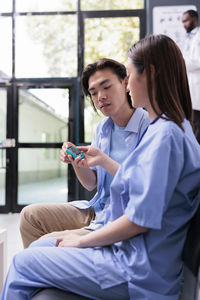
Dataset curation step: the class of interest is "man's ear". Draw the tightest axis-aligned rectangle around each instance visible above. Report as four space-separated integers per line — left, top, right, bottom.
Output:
124 77 129 91
150 64 155 77
150 64 156 86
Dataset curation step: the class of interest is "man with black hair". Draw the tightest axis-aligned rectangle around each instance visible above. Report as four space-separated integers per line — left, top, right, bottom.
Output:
182 9 200 143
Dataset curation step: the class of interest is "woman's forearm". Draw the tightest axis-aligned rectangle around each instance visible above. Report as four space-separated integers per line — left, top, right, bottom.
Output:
99 153 120 176
79 215 148 247
77 146 120 176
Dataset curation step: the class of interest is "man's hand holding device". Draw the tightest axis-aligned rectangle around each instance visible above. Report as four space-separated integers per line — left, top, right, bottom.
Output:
66 145 85 160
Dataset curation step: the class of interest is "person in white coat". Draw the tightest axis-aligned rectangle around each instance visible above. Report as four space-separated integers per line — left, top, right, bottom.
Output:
182 9 200 143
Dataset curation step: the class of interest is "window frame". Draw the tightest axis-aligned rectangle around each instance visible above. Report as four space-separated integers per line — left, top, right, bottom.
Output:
0 0 146 212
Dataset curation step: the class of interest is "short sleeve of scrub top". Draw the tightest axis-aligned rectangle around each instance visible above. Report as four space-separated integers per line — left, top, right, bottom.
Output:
121 121 186 230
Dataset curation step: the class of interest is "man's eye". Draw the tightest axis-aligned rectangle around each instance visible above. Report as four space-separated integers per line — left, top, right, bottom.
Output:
104 85 111 90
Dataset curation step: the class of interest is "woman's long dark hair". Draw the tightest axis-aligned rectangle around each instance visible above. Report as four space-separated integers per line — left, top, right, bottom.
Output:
128 34 192 129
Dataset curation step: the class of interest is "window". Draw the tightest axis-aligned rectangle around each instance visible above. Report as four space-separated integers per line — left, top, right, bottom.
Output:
81 0 144 10
15 15 77 78
18 88 69 143
0 0 145 211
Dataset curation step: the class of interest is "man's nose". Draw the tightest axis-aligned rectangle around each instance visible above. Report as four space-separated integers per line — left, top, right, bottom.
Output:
98 91 107 101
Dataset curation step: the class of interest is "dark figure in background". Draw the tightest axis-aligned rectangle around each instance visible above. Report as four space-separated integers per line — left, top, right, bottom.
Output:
182 9 200 143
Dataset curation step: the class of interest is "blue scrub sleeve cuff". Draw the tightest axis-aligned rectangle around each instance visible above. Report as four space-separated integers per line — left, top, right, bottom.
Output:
124 208 162 230
90 166 97 171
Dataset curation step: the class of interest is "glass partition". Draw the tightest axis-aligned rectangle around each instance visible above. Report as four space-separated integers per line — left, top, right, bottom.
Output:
84 16 140 142
18 148 68 205
0 17 12 78
16 0 77 12
0 1 12 13
15 15 77 78
0 89 7 141
0 89 7 206
18 88 69 143
0 151 6 206
0 0 145 211
84 17 140 66
81 0 144 10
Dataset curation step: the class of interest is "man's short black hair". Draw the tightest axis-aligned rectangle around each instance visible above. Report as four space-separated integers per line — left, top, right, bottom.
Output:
184 9 198 20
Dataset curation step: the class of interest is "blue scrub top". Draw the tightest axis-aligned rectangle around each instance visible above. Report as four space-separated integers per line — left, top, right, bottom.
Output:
70 108 150 211
94 122 128 212
94 117 200 299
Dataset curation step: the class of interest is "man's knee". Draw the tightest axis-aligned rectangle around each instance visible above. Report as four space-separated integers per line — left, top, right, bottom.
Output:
21 204 45 224
20 204 46 242
20 204 36 229
20 205 30 230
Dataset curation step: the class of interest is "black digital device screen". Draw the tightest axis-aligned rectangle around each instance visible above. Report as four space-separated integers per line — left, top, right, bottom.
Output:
67 146 82 155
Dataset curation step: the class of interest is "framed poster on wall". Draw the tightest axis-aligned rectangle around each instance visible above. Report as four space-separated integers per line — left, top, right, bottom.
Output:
153 5 196 49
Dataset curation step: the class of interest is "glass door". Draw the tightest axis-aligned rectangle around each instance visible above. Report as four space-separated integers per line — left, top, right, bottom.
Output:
13 80 77 211
0 79 78 213
0 89 7 207
0 87 16 213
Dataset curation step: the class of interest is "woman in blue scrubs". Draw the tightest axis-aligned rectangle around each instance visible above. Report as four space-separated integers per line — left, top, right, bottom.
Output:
1 34 200 300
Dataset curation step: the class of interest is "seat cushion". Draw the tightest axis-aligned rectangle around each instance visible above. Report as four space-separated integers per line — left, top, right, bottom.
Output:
183 204 200 276
31 288 91 300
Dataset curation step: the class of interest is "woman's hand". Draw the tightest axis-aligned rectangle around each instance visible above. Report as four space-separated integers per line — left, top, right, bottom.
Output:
56 233 83 248
60 143 97 191
76 146 104 168
78 146 120 176
55 215 148 248
60 143 119 177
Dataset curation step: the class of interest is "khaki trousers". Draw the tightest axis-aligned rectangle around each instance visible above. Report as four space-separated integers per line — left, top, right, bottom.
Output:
20 203 95 248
